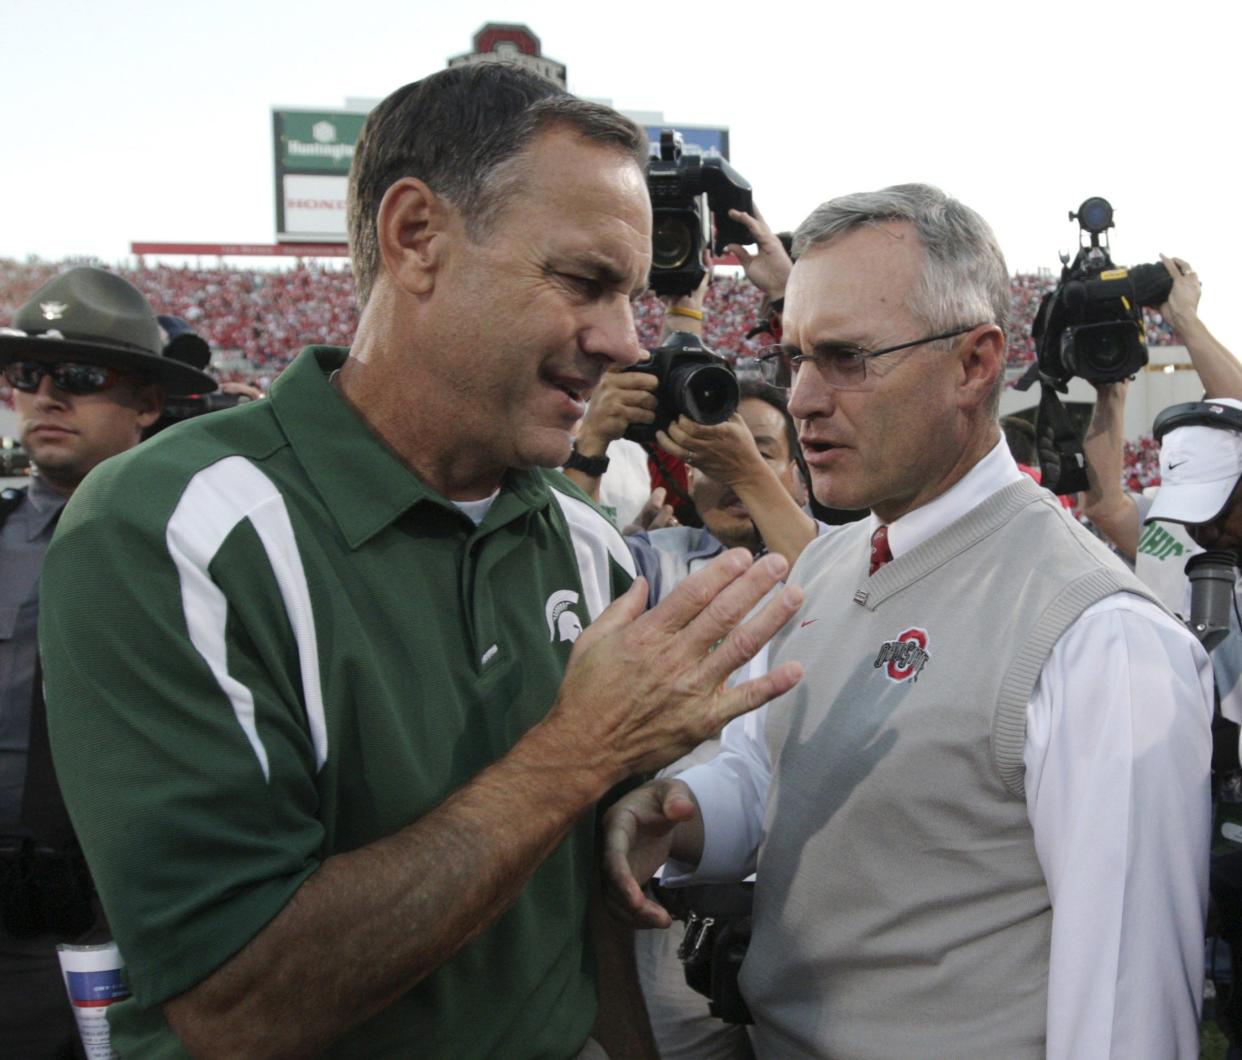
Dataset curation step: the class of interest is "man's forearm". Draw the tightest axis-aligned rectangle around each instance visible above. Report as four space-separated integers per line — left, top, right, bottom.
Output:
732 467 818 570
563 465 603 501
1180 316 1242 400
164 724 616 1058
1080 389 1139 561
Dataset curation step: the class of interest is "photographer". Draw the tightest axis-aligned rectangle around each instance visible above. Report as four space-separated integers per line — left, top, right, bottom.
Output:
1141 399 1242 1051
1081 257 1242 601
626 379 820 1060
562 253 717 532
562 366 664 531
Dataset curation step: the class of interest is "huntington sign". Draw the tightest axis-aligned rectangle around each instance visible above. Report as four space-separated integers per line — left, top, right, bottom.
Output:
271 24 565 243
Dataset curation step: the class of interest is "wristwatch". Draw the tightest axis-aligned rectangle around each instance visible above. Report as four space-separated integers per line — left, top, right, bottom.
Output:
563 444 610 476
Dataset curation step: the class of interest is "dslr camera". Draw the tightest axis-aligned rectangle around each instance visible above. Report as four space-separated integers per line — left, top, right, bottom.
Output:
646 129 754 297
623 332 739 445
1031 197 1173 386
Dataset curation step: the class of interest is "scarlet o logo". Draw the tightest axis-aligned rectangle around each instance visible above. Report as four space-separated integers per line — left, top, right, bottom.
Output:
886 627 929 682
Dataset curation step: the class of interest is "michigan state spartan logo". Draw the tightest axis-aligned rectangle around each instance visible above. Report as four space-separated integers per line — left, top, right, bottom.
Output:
545 590 583 644
873 627 931 684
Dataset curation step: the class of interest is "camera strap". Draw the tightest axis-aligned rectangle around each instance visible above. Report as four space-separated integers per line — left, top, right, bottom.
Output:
1035 385 1090 496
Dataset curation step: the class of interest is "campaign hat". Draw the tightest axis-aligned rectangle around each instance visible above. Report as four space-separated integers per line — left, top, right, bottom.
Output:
0 266 217 396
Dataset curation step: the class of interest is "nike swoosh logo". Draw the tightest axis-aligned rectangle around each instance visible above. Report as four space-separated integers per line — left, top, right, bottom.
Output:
1168 460 1187 470
800 619 818 628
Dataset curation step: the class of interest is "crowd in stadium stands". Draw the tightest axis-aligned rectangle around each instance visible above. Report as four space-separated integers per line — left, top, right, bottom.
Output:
0 256 1181 492
1123 434 1163 493
0 257 1177 379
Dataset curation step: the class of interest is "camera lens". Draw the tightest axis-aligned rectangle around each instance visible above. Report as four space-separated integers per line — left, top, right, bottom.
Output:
1070 322 1144 383
672 362 740 425
653 217 694 270
1076 197 1113 235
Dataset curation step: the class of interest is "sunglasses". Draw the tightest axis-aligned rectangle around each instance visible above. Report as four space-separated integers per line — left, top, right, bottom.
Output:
3 360 140 395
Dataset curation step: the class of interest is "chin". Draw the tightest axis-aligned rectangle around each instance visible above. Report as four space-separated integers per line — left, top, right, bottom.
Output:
705 520 760 553
515 431 574 471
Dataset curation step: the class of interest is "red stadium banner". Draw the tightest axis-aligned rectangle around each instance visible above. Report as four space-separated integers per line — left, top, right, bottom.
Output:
131 241 350 258
130 241 736 266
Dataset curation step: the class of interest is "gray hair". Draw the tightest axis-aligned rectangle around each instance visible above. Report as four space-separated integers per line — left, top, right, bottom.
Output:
792 183 1011 339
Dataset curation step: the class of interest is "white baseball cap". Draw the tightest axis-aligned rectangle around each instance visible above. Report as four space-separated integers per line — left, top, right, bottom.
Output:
1145 398 1242 526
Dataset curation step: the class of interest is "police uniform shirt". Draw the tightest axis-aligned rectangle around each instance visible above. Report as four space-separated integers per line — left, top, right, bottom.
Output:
0 477 66 831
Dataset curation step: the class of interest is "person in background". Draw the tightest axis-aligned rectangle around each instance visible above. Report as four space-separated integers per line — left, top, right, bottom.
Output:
0 266 215 1058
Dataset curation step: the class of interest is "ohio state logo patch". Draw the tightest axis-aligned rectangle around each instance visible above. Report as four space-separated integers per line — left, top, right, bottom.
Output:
873 627 930 683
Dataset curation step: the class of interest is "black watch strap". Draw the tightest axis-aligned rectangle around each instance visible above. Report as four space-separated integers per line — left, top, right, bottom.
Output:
564 444 610 477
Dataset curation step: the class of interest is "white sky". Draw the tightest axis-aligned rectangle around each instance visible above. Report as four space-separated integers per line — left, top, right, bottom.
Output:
3 0 1240 351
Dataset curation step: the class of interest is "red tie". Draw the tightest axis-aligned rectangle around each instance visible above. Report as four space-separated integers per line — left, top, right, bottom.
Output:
869 525 893 576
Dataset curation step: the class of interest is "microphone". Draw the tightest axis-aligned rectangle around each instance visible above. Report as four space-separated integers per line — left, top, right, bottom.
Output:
1186 550 1237 652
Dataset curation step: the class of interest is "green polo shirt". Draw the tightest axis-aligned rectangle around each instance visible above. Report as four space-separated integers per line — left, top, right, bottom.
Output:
39 346 635 1058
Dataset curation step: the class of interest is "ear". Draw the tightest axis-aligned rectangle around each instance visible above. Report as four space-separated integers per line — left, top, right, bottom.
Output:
135 383 164 430
956 325 1006 412
375 177 456 297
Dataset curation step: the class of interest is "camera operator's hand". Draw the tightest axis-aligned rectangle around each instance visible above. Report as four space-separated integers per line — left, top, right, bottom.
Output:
726 206 793 300
1158 254 1202 337
623 487 678 535
219 380 265 402
658 413 765 491
575 368 659 460
1154 254 1242 402
659 413 818 570
603 778 702 928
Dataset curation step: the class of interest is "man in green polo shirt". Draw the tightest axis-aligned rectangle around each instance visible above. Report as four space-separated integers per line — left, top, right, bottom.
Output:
38 65 804 1058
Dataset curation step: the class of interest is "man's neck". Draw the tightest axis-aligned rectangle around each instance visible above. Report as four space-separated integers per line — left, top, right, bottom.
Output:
31 468 78 499
333 346 505 501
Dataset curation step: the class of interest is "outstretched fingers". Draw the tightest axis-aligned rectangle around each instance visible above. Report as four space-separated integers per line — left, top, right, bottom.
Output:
694 579 805 691
679 553 797 659
642 548 757 636
716 659 804 732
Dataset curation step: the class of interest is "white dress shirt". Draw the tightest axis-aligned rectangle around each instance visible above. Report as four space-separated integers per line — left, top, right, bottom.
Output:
671 439 1214 1060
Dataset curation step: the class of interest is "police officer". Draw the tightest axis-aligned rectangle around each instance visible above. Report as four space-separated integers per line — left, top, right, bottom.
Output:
0 266 215 1056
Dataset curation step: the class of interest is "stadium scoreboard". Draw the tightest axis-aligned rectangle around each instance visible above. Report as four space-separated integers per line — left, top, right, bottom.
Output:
268 24 729 247
272 108 368 243
271 108 730 245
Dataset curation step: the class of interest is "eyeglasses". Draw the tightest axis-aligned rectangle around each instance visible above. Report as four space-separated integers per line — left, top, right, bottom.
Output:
2 360 137 395
755 324 985 391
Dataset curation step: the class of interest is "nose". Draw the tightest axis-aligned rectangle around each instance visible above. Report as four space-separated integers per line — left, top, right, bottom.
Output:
32 372 70 406
580 296 644 369
787 360 836 421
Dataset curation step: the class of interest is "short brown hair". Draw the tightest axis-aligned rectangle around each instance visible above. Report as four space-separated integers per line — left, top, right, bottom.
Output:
347 64 648 306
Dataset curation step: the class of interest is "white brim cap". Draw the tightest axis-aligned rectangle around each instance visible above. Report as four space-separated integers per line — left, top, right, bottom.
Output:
1146 398 1242 525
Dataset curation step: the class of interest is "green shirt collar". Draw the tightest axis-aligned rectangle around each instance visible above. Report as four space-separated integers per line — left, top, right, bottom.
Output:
269 346 553 548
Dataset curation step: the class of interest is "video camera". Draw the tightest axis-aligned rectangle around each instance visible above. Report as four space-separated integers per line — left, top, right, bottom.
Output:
623 331 739 445
1031 197 1173 387
646 130 754 297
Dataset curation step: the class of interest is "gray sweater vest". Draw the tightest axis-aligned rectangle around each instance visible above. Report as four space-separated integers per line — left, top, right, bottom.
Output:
743 477 1158 1059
